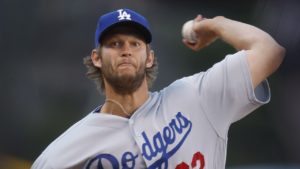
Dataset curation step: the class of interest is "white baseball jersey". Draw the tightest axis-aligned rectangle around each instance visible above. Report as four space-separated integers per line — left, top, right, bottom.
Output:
32 50 270 169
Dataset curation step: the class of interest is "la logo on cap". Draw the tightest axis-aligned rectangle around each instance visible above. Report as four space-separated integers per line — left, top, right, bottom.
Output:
117 9 131 20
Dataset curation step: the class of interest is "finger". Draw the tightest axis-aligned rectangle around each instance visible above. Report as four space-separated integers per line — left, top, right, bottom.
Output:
182 39 199 51
182 39 194 48
182 39 193 48
193 15 206 32
194 14 203 22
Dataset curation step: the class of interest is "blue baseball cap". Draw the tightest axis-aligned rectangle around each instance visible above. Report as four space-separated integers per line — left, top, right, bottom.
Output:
94 8 152 47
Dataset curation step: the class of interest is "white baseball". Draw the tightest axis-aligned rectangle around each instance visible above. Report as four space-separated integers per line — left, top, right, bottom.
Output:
182 20 198 44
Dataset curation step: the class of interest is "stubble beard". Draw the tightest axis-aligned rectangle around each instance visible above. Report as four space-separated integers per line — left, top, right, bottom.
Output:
102 63 146 95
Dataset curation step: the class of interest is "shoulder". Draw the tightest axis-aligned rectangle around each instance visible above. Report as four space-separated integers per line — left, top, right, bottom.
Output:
167 72 205 90
167 51 247 88
32 112 97 168
155 72 206 103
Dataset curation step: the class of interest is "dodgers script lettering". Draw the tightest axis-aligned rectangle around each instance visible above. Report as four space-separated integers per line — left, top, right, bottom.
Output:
85 112 193 169
142 112 192 169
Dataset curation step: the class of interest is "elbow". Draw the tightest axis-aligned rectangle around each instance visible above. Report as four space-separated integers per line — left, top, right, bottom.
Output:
276 44 286 65
271 43 286 72
279 45 286 59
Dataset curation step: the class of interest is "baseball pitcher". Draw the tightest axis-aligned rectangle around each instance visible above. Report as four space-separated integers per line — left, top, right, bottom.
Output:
31 8 285 169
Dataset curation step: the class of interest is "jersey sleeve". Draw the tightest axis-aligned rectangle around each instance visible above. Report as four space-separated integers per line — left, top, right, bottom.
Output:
31 153 53 169
184 50 270 138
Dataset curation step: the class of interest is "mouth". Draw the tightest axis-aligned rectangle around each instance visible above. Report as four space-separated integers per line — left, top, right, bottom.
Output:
117 61 135 69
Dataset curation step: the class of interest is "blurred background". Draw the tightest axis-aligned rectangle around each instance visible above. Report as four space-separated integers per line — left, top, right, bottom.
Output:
0 0 299 168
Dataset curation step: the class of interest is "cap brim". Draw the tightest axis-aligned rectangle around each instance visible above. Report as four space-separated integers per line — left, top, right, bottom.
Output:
98 21 152 44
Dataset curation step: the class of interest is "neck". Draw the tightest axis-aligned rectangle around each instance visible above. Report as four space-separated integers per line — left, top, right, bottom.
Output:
101 78 149 118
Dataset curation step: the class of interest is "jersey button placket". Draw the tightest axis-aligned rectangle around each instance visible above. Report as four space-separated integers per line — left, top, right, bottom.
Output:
129 119 134 125
128 119 137 138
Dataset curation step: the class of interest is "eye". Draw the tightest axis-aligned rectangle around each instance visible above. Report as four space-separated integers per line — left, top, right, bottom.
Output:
105 40 121 48
111 41 121 47
131 41 141 47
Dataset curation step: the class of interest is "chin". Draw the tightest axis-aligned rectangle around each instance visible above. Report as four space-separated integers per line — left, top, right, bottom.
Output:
118 74 136 81
118 69 136 77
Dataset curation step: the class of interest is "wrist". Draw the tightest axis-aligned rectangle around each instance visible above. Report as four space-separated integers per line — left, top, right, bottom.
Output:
211 16 226 37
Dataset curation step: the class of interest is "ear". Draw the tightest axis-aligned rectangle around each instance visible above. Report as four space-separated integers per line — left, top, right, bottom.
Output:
91 49 102 68
146 50 155 68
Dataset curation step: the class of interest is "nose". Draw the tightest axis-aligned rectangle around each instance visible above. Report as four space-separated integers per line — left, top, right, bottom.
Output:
121 42 132 57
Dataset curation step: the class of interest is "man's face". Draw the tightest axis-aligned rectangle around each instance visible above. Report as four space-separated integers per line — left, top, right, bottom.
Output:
99 30 149 95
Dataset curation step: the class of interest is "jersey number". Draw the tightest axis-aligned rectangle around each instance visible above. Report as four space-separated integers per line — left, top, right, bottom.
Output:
175 152 205 169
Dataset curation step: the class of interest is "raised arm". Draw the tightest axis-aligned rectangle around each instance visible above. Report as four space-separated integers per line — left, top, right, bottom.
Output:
183 15 285 88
